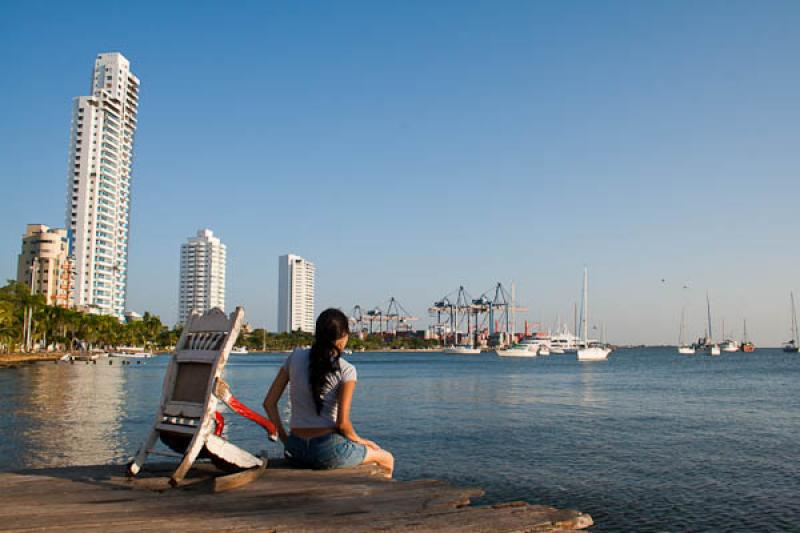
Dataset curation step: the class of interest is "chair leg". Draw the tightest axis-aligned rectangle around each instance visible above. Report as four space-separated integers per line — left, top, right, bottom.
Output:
169 425 212 486
127 428 159 477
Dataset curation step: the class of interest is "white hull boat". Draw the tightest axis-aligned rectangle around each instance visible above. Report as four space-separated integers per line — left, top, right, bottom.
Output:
549 346 565 354
706 344 721 356
576 268 612 362
109 352 154 359
496 345 537 357
720 341 739 353
704 294 720 356
231 347 249 354
443 345 481 355
677 307 694 355
577 346 611 361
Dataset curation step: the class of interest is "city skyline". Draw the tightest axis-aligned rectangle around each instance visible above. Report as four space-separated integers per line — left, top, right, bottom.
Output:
1 2 799 344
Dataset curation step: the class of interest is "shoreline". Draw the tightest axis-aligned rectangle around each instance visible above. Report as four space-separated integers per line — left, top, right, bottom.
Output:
0 352 64 367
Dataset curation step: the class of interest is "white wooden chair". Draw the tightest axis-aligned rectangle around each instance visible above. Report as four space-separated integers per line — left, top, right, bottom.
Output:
127 306 277 486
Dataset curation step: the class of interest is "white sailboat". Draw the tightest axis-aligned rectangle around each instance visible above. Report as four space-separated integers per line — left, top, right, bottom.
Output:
704 293 721 356
719 319 739 352
443 344 481 355
577 268 611 362
678 307 695 355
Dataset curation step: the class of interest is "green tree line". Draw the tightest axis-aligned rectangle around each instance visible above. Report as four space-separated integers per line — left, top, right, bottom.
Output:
238 328 440 352
0 281 177 353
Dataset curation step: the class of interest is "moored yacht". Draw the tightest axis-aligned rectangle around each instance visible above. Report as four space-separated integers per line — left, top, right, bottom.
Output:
576 268 611 362
678 307 695 355
495 344 536 357
740 319 755 352
703 293 720 356
443 344 481 355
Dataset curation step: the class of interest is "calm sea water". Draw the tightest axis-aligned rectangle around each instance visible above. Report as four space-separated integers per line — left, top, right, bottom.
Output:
2 348 799 531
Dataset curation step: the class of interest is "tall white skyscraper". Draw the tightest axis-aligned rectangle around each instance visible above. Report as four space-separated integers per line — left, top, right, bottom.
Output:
278 254 315 333
65 52 140 318
178 229 227 325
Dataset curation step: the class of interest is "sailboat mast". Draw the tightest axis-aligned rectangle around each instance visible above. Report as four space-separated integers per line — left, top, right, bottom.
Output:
792 292 798 344
510 282 516 343
582 268 589 345
679 307 686 345
706 292 713 342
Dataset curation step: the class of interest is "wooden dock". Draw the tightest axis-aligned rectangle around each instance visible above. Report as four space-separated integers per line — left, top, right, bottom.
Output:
0 461 592 531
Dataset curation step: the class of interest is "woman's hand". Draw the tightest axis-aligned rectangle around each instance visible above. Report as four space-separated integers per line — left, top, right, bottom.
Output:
358 438 381 451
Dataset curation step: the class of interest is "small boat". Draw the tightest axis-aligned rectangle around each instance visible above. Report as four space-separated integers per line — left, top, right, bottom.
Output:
73 352 105 362
704 293 721 356
577 346 612 361
576 268 611 362
231 346 249 355
496 344 537 357
719 320 739 352
442 344 481 355
740 319 755 352
783 293 799 353
678 307 695 355
109 351 154 359
720 340 739 353
549 346 565 354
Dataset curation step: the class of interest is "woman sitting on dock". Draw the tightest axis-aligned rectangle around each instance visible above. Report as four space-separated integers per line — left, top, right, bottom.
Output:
263 308 394 477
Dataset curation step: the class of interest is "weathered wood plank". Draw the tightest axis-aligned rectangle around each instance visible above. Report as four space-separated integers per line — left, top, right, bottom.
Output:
0 462 592 531
213 463 266 493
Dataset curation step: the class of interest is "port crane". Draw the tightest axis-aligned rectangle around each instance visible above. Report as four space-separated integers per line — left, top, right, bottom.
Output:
350 298 418 335
429 283 527 346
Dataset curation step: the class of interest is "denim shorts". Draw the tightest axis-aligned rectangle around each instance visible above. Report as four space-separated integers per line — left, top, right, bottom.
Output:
284 432 367 470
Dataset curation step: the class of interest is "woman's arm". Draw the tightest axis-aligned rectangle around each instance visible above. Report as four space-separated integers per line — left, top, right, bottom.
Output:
336 381 380 450
263 367 290 444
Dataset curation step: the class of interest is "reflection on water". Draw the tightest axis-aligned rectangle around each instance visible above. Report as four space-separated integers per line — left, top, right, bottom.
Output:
9 362 129 468
578 362 606 406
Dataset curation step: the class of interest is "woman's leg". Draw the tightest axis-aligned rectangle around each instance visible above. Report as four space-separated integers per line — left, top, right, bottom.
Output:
362 447 394 478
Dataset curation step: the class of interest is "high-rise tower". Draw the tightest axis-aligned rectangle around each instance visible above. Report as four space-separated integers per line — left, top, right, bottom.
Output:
66 52 139 317
278 254 315 333
178 229 227 325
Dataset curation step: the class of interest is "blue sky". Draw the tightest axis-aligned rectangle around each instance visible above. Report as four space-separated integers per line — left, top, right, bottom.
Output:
1 1 798 344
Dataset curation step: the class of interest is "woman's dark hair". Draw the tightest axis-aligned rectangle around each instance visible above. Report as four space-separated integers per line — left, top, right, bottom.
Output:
309 308 350 415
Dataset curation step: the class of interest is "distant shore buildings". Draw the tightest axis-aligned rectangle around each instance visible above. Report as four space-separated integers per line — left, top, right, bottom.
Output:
178 229 227 325
278 254 315 333
65 52 140 318
16 224 73 307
